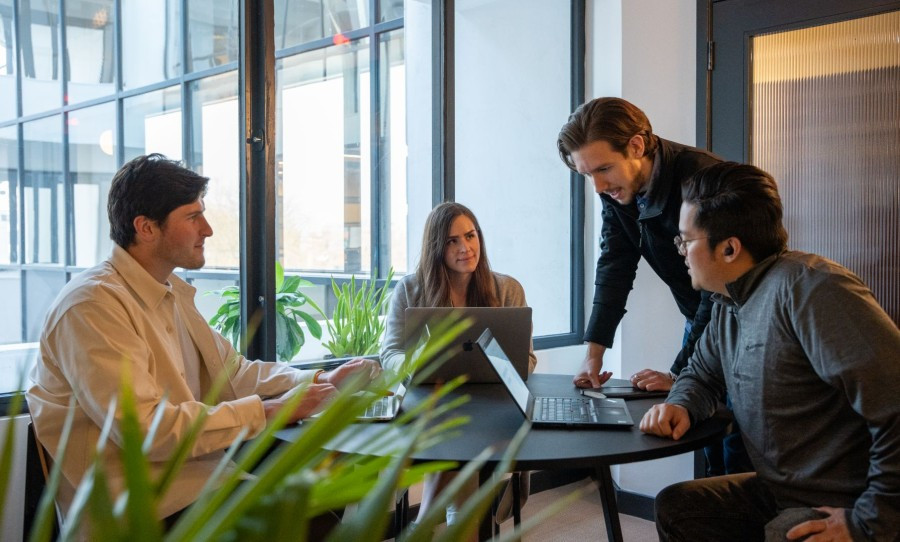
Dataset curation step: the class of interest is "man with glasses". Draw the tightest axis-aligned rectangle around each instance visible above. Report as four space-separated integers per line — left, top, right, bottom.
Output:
557 97 751 475
642 162 900 541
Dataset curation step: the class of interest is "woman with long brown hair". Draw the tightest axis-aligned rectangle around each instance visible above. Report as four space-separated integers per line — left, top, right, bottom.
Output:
381 201 536 530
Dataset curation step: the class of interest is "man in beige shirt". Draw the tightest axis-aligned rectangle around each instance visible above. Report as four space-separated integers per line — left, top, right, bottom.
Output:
26 154 379 520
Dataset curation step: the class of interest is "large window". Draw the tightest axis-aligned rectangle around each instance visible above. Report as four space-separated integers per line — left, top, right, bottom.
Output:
0 0 585 394
0 0 411 391
0 0 245 392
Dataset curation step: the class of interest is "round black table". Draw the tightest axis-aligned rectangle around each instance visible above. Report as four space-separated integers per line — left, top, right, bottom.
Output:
277 373 731 541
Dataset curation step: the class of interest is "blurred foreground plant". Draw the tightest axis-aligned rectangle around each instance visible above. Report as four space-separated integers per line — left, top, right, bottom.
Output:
4 313 584 542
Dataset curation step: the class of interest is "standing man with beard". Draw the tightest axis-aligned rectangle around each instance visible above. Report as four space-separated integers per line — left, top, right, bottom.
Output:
557 97 751 475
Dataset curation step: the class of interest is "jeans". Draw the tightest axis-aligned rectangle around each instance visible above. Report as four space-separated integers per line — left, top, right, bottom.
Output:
655 473 828 542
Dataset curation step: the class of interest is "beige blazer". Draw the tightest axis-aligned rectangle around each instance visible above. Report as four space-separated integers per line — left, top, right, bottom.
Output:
27 245 312 518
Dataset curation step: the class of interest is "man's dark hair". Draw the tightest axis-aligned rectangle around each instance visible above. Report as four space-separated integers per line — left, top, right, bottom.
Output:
107 154 209 247
557 97 659 171
683 162 788 262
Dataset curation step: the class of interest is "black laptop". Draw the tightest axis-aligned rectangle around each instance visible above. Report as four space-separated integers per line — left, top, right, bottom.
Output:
474 329 634 428
404 307 532 384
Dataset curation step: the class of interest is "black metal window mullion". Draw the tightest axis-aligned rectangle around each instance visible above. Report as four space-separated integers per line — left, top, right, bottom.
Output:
368 0 382 277
114 0 124 166
239 0 276 361
432 0 453 206
181 0 192 168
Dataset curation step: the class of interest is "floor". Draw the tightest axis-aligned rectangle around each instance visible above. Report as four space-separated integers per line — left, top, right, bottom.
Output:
401 480 659 541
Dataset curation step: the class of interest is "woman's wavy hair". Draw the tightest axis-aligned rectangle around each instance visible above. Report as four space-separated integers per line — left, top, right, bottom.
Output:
414 202 498 308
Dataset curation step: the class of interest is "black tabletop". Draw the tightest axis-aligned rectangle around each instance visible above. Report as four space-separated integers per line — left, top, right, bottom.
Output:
277 373 731 471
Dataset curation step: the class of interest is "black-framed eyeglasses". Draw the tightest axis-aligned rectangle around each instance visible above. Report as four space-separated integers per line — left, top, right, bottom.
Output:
673 235 708 256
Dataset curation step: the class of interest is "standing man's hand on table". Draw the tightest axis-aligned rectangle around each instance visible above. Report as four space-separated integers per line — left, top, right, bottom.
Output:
640 403 691 440
631 369 676 391
573 342 614 388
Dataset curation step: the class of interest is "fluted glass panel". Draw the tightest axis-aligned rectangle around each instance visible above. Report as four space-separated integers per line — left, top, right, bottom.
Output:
751 10 900 324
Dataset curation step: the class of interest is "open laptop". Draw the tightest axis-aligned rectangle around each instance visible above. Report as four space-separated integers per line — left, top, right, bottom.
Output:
404 307 532 384
355 373 412 421
309 372 412 422
475 329 634 428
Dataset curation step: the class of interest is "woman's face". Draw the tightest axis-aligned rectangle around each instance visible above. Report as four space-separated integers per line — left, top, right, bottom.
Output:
443 214 480 278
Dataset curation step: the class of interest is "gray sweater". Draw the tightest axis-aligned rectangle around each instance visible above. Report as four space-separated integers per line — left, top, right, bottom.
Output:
380 272 538 373
667 251 900 540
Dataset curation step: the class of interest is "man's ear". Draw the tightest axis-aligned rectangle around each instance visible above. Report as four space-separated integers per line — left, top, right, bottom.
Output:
722 238 741 261
133 215 159 244
627 134 645 159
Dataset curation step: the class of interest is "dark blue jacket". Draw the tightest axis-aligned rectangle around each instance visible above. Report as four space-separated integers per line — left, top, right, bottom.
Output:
583 137 721 374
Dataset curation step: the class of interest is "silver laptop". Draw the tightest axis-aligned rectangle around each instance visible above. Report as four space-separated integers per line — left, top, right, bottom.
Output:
309 373 411 422
404 307 532 384
354 374 411 421
475 329 634 428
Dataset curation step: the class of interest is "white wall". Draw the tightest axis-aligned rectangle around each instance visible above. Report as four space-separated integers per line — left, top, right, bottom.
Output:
453 0 573 338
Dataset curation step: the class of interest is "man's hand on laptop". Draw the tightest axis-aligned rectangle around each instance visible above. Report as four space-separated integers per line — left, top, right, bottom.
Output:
320 358 382 389
640 403 691 440
573 342 613 388
263 383 338 423
630 369 675 391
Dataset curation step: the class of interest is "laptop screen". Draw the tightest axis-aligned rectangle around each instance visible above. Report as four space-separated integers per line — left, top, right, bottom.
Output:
481 332 532 415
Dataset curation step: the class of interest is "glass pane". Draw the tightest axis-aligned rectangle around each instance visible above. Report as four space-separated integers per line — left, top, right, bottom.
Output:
122 86 182 162
64 0 115 104
273 0 324 48
403 0 432 279
276 38 371 273
23 268 64 340
0 270 23 346
187 0 238 72
22 115 63 264
327 0 368 34
379 0 403 23
454 0 572 336
273 0 368 51
379 30 406 274
68 102 115 267
189 71 238 269
18 0 62 115
121 0 181 89
0 125 17 264
752 10 900 324
0 0 17 122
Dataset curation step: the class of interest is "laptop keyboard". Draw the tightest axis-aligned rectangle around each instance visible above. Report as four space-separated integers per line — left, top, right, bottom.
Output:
363 396 392 418
536 397 597 422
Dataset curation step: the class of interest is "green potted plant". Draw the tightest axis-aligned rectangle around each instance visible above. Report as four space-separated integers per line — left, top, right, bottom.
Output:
207 262 323 361
319 268 394 358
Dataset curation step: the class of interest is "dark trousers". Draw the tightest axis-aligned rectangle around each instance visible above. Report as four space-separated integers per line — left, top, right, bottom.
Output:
655 473 828 542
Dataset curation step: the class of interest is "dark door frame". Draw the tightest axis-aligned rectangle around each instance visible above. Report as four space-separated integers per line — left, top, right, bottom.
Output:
696 0 900 160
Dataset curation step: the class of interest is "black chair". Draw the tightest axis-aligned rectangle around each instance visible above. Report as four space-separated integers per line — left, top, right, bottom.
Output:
23 421 59 541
